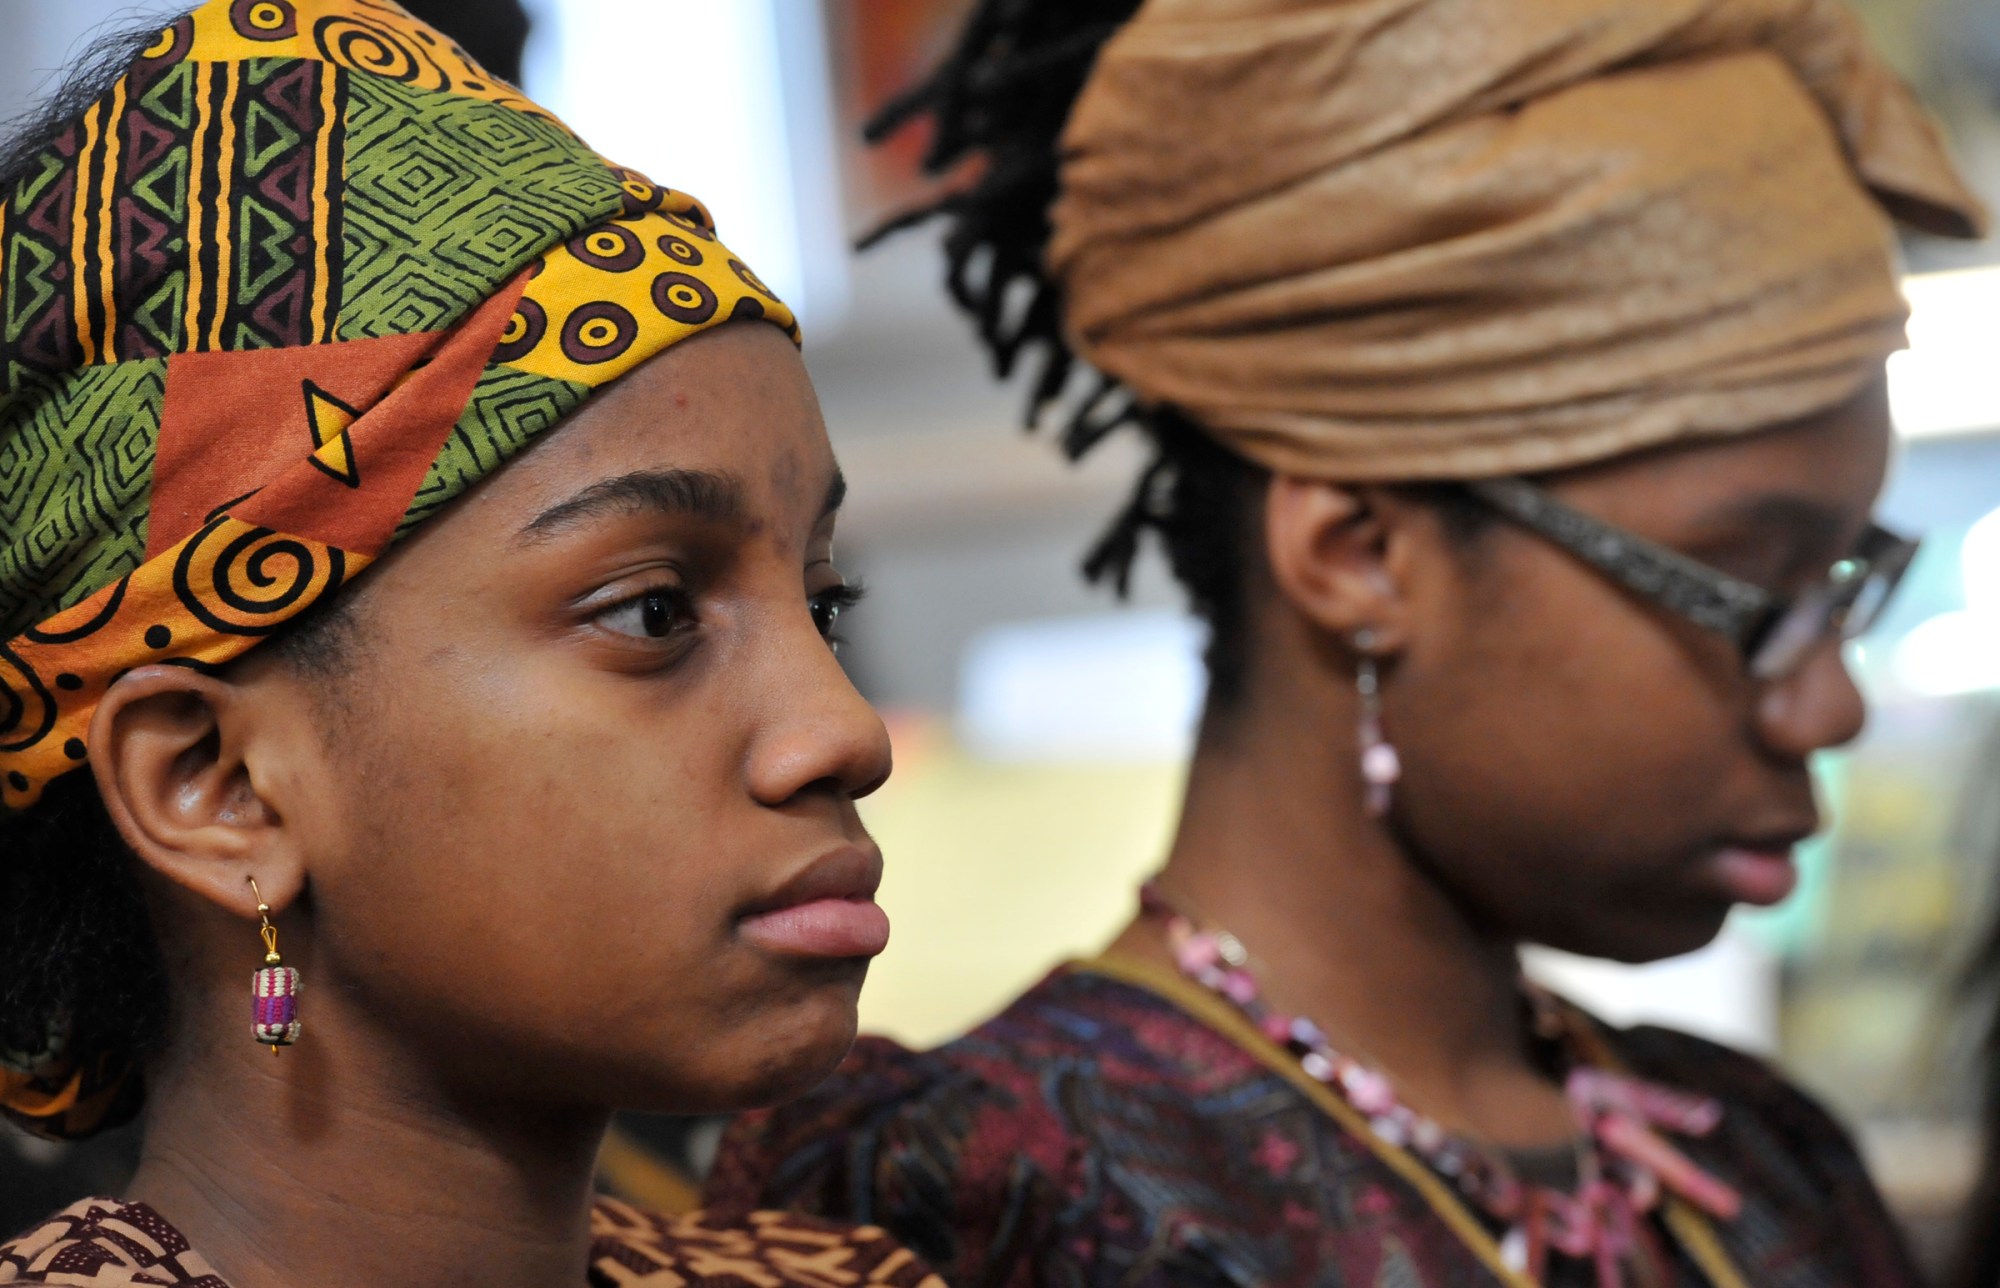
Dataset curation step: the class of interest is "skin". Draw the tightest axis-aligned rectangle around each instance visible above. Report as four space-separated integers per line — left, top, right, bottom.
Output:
86 322 892 1288
1113 379 1890 1148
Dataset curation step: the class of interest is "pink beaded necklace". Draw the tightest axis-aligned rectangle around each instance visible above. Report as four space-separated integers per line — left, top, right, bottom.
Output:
1140 882 1743 1288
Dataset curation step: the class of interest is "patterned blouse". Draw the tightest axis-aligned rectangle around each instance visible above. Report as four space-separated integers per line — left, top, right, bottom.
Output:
709 960 1921 1288
0 1195 945 1287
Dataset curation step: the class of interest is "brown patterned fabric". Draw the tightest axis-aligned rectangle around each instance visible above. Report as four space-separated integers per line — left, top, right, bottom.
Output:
0 1196 947 1287
1048 0 1989 482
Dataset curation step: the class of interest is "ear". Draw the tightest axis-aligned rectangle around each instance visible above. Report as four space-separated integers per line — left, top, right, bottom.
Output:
1262 478 1416 651
87 665 305 919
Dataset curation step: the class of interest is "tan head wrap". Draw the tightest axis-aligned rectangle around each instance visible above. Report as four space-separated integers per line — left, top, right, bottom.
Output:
1048 0 1990 480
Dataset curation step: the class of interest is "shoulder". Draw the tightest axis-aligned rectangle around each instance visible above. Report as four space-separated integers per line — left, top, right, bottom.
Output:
589 1199 943 1287
0 1199 224 1286
708 966 1280 1281
1596 1021 1921 1284
710 965 1263 1199
1607 1022 1862 1155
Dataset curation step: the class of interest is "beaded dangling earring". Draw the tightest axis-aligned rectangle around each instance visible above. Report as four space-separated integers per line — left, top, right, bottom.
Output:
1352 630 1401 818
248 878 300 1054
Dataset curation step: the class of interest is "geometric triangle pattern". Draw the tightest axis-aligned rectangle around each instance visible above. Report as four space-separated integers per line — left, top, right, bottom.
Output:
0 0 798 1140
302 380 362 487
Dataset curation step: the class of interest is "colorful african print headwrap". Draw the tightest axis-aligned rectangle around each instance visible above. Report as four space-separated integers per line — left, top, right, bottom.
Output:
0 0 796 1137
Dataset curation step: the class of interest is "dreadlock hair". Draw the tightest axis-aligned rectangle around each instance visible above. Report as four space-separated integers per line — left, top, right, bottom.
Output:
869 0 1499 711
862 0 1277 706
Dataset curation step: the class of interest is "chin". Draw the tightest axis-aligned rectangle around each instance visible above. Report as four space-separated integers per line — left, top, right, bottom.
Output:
683 980 866 1114
725 1024 858 1112
1537 902 1731 966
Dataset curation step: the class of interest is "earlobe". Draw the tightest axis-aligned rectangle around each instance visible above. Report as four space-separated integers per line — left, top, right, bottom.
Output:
87 665 303 918
1262 478 1411 649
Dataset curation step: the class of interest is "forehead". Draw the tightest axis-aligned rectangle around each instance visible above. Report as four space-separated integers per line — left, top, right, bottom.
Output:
467 323 832 526
1552 381 1894 531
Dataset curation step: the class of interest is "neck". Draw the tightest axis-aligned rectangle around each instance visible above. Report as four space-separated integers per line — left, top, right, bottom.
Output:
1122 693 1571 1147
129 1007 606 1288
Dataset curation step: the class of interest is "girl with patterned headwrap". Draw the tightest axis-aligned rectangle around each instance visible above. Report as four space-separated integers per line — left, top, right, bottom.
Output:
0 3 943 1285
709 2 1991 1286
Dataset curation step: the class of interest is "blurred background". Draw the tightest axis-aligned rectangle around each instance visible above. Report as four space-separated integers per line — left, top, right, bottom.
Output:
3 0 1999 1262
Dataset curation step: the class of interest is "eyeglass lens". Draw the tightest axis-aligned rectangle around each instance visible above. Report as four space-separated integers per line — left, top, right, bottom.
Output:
1748 540 1912 681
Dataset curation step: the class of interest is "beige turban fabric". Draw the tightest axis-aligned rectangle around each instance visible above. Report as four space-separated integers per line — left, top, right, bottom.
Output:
1048 0 1991 480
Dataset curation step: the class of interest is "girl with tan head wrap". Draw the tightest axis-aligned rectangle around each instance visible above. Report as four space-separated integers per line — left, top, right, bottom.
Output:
710 1 1989 1285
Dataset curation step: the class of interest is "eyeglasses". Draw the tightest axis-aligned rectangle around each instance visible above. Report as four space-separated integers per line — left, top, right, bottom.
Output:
1461 477 1919 682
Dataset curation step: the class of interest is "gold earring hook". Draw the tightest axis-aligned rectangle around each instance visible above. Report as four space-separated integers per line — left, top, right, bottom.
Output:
247 877 281 966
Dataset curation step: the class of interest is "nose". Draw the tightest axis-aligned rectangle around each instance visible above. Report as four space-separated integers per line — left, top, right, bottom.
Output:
1755 634 1867 759
746 623 894 808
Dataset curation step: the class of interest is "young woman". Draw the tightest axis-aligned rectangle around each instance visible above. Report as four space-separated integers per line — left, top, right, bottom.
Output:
709 1 1990 1285
0 3 939 1286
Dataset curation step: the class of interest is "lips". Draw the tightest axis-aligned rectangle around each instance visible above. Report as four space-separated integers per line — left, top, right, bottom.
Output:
1706 823 1816 908
737 845 889 959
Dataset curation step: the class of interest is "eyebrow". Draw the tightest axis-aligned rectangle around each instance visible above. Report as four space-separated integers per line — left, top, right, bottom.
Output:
821 467 847 520
1695 492 1850 547
517 469 747 544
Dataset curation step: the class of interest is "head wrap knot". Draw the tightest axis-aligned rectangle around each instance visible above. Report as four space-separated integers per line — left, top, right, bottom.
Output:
1048 0 1990 480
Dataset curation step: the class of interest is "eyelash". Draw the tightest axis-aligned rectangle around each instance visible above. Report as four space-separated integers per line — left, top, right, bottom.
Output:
593 582 865 651
812 582 865 651
594 584 697 642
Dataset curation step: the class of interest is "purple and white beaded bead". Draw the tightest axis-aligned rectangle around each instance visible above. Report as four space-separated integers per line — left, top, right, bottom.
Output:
252 965 301 1047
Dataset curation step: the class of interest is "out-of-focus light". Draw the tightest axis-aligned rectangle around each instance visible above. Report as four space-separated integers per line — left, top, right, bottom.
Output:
958 611 1206 761
1964 505 2000 615
1893 610 2000 695
1891 504 2000 695
519 0 848 329
1890 266 2000 440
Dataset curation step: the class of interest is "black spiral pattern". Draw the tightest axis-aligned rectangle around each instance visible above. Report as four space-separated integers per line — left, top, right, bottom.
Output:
0 645 56 755
22 576 128 645
313 14 446 89
172 519 346 637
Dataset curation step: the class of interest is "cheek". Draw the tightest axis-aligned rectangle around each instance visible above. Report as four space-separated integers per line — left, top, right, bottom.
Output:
305 655 766 1074
1393 571 1746 907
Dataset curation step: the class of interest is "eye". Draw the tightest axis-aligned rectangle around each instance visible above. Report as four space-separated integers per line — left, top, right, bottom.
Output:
596 586 694 639
810 583 865 650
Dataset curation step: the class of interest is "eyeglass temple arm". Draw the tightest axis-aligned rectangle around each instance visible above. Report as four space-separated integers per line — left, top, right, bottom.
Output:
1462 478 1776 642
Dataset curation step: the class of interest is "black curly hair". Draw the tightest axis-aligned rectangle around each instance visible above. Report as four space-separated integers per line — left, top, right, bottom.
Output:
864 0 1488 709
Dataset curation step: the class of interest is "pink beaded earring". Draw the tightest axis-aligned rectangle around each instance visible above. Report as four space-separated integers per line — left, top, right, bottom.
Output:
248 878 301 1055
1352 630 1401 818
